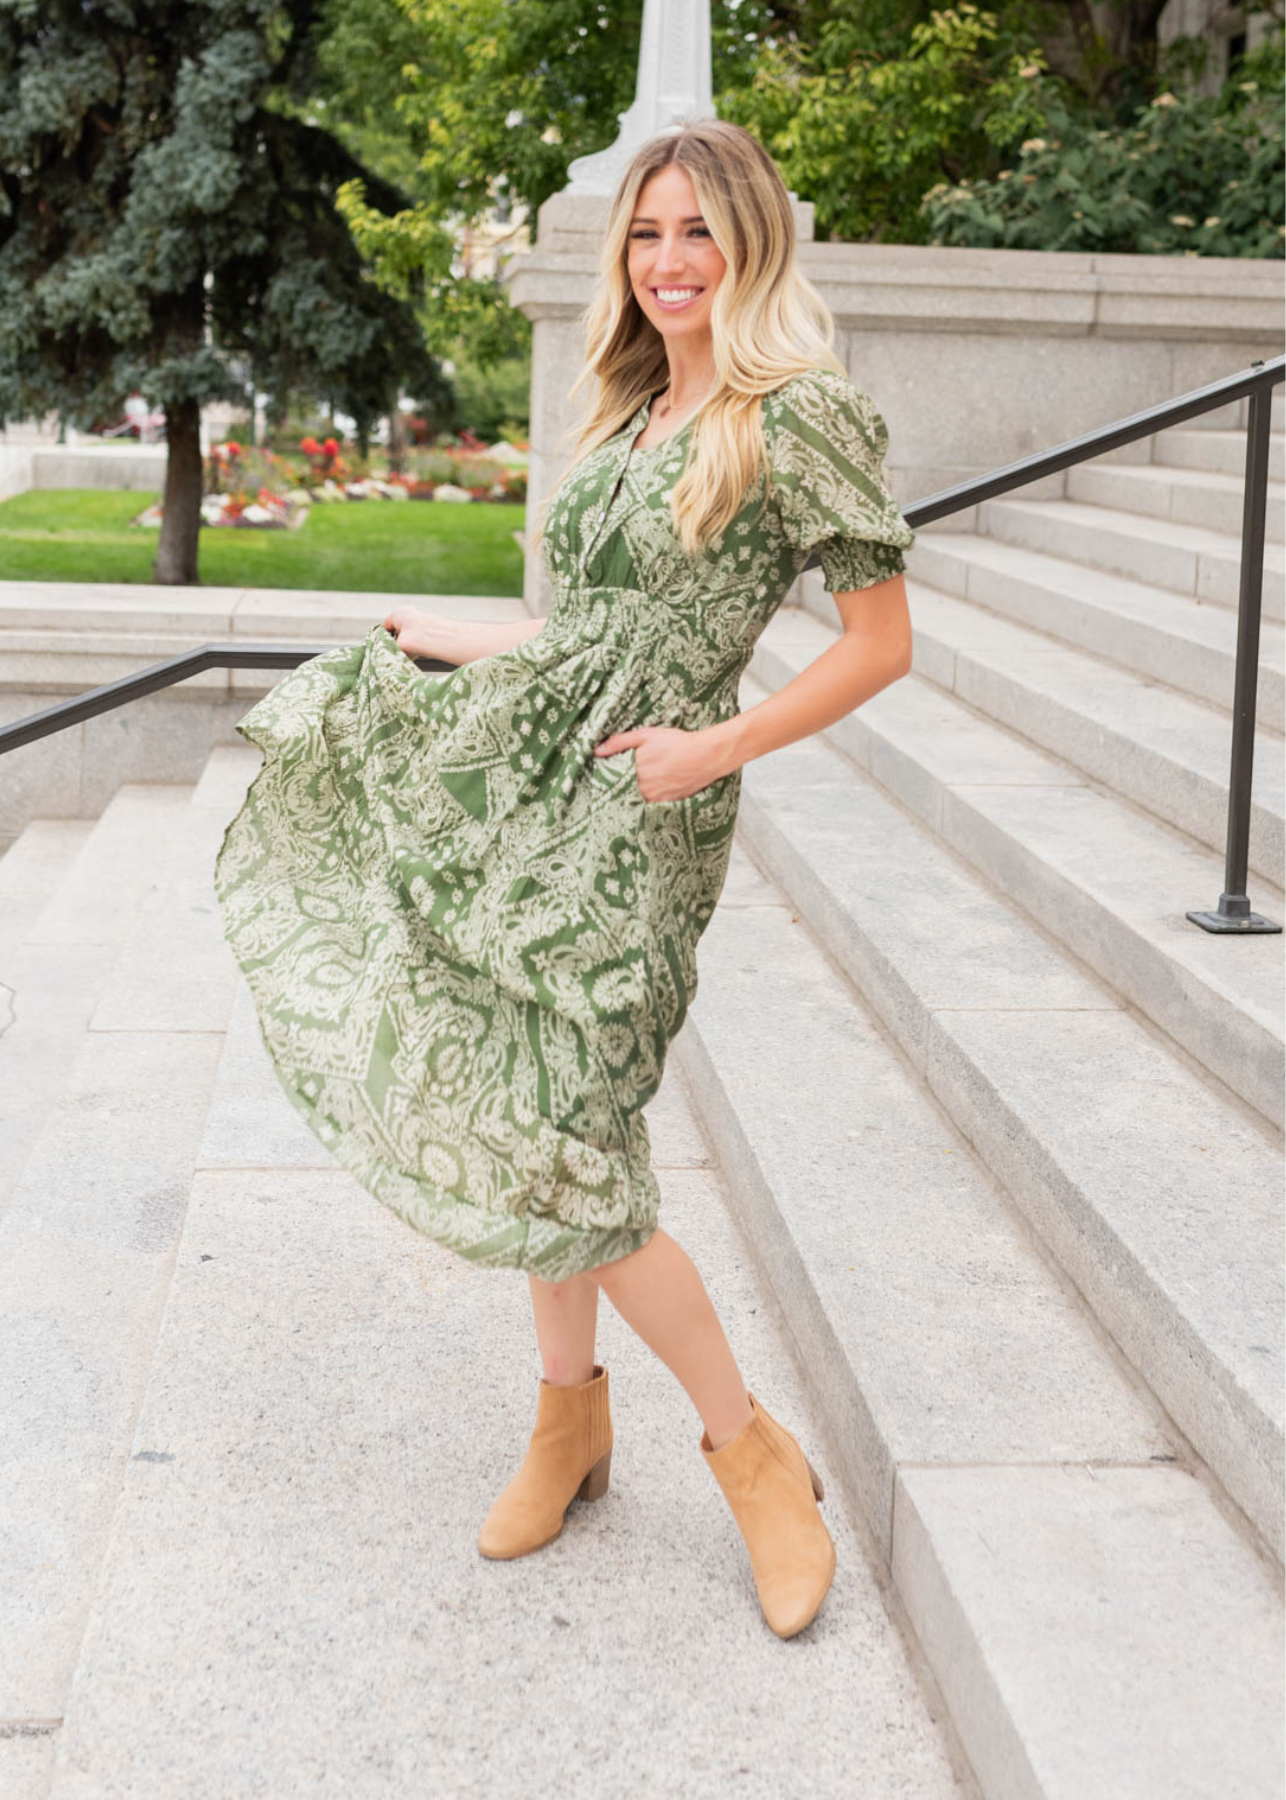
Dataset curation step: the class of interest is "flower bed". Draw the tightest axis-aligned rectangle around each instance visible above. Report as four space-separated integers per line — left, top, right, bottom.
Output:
128 433 528 529
132 440 310 530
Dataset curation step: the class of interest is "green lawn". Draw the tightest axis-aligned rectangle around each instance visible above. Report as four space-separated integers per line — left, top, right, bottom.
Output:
0 489 525 594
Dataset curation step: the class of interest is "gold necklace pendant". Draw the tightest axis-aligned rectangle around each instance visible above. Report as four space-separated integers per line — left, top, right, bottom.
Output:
657 385 711 421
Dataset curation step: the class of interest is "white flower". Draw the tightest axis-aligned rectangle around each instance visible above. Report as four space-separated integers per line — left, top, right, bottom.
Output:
1170 214 1194 228
1020 137 1047 153
1151 91 1178 106
1018 62 1040 76
1203 216 1220 228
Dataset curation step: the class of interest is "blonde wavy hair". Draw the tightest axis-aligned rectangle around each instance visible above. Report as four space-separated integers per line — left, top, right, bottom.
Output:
530 118 844 561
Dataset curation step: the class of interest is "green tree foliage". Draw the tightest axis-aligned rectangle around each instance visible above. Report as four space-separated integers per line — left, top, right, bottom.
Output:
319 0 771 223
920 31 1285 255
720 3 1064 244
721 0 1283 253
0 0 441 582
312 0 775 401
440 349 534 440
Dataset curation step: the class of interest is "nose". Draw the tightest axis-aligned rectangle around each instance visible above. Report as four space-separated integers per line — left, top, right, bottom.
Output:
651 233 690 278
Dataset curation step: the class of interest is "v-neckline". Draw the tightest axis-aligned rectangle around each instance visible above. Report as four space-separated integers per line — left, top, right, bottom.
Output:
580 394 696 582
627 391 699 457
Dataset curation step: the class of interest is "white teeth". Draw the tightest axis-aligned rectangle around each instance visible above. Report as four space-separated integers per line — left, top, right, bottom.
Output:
655 288 700 302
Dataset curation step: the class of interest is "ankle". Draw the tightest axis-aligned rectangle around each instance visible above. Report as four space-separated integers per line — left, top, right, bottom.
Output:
705 1392 754 1452
542 1363 597 1387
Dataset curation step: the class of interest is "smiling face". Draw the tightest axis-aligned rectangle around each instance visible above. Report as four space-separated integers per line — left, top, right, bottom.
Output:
626 163 727 344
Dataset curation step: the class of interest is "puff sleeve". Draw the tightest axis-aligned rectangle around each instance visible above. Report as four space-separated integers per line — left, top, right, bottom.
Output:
765 369 915 594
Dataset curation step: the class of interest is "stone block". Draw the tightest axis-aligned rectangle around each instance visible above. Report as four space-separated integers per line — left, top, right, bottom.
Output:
893 1465 1284 1800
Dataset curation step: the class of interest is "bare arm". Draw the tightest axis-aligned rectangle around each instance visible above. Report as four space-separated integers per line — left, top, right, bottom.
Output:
381 604 546 666
705 572 913 778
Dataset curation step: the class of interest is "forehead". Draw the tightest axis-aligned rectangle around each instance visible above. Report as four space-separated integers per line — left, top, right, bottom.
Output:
632 164 702 216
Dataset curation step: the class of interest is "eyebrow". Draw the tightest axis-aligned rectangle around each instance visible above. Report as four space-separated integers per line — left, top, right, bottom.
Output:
630 215 706 224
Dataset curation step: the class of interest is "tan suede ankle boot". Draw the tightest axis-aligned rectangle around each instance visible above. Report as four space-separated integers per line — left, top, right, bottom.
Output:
700 1391 836 1638
477 1363 613 1559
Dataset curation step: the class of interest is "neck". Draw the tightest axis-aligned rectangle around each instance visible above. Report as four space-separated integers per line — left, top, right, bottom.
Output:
660 339 716 409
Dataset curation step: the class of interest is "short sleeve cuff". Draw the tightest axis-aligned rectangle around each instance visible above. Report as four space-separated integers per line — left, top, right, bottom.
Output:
818 535 907 595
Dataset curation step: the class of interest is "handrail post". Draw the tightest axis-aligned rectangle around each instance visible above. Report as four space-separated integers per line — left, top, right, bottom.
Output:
1186 369 1282 934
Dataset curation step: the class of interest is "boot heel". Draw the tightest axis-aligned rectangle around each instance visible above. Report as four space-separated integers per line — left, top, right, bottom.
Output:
577 1445 612 1501
805 1457 824 1502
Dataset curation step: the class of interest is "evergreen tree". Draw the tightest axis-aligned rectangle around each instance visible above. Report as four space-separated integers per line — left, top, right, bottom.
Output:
0 0 441 583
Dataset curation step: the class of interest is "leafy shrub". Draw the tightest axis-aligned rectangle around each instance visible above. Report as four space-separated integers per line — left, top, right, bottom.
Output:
443 351 532 441
721 4 1054 247
920 34 1284 257
401 448 508 486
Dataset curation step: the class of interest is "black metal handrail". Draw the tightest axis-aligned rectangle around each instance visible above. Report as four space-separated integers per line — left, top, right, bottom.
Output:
1 355 1282 932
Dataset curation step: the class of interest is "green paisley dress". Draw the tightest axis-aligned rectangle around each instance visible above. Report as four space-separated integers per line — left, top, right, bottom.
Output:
213 366 915 1281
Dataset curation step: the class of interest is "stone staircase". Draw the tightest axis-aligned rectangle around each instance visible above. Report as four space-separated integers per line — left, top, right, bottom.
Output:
0 750 982 1800
1 396 1283 1797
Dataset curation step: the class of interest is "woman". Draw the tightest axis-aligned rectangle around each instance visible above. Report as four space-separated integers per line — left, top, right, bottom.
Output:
214 119 915 1640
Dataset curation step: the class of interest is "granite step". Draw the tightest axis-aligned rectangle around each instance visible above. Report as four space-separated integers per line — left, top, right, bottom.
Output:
1179 388 1285 434
0 818 92 966
1152 425 1285 484
730 697 1283 1560
977 495 1285 622
0 785 192 1220
674 833 1283 1800
893 533 1284 732
751 608 1284 1129
852 579 1283 887
0 757 254 1751
1065 460 1285 544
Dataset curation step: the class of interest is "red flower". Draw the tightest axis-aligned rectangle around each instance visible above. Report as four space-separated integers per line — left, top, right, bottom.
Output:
301 436 320 456
322 436 339 458
225 440 242 458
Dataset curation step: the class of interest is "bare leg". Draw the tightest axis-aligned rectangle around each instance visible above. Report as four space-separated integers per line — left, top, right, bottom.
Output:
526 1271 600 1386
590 1227 754 1450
